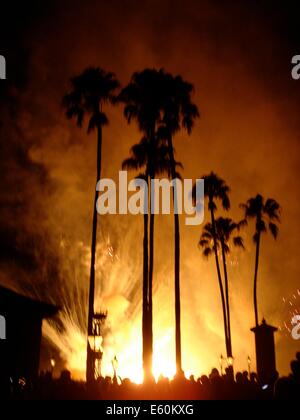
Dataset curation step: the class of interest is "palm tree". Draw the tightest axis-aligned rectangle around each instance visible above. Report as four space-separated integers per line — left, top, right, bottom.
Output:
122 135 174 379
62 67 120 382
240 195 280 326
193 172 231 357
119 69 168 379
119 68 198 378
122 138 150 380
199 217 245 357
158 72 199 375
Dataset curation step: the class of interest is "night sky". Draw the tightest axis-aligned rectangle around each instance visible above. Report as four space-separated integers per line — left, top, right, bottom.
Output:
0 0 299 376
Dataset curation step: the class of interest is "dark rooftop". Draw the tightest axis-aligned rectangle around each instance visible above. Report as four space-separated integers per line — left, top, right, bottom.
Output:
0 285 59 319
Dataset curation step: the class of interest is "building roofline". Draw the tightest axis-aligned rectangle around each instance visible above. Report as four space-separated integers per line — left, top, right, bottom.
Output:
0 285 60 318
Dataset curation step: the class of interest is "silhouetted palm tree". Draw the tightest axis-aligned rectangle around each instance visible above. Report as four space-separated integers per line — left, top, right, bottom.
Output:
122 135 176 379
120 68 198 378
240 194 280 326
158 72 199 374
199 217 245 357
119 69 168 379
193 172 231 357
62 67 120 382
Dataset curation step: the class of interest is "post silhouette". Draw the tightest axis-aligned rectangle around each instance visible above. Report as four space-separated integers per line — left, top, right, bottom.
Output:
251 319 278 385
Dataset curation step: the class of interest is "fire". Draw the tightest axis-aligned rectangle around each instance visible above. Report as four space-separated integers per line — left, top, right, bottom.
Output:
41 231 214 382
43 291 179 383
42 234 181 383
44 327 181 384
43 308 175 383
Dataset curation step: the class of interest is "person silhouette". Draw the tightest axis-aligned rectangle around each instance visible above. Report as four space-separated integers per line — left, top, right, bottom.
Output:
274 353 300 400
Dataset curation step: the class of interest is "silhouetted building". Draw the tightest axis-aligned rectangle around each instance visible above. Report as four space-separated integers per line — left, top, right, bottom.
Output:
251 319 278 385
0 285 58 383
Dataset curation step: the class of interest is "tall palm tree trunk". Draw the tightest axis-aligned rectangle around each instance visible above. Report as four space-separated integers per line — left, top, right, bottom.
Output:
210 207 229 357
147 168 155 379
167 135 182 375
148 209 154 371
86 124 102 383
253 228 261 327
174 211 181 373
142 207 150 379
221 241 232 358
145 131 156 381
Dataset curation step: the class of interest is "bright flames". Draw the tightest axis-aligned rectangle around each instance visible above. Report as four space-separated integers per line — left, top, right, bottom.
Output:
41 230 210 383
44 312 177 383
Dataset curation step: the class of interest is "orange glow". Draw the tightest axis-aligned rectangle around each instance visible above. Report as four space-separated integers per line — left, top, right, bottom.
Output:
42 235 246 382
44 313 201 383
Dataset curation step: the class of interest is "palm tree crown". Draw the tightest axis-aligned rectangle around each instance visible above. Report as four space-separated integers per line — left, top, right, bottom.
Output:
240 194 280 243
240 194 280 327
159 73 199 135
63 67 120 132
199 217 245 257
204 172 230 212
118 69 166 133
122 135 182 178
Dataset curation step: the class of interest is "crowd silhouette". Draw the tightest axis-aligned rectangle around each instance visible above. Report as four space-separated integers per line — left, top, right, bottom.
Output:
2 352 299 400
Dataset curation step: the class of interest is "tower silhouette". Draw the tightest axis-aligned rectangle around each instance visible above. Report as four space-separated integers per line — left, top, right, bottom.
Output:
251 319 278 385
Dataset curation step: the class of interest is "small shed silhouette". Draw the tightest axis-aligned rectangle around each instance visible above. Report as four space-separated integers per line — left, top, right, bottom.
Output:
0 285 59 382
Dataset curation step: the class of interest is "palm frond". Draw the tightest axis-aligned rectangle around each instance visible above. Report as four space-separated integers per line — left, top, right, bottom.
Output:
256 219 267 234
264 198 281 222
233 236 245 249
269 222 279 239
237 218 248 229
223 243 230 254
122 157 140 171
203 247 213 258
87 112 108 133
199 239 210 248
